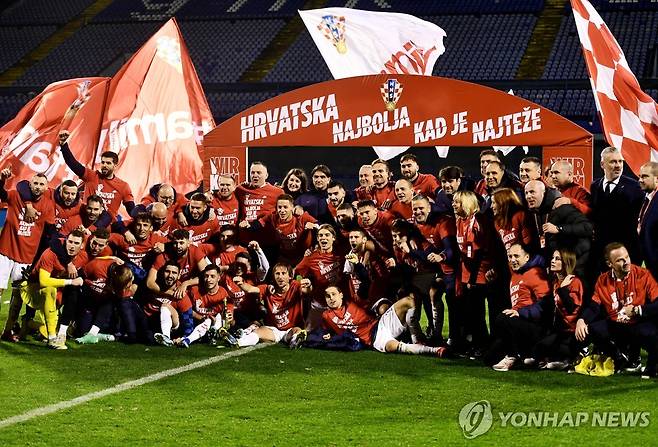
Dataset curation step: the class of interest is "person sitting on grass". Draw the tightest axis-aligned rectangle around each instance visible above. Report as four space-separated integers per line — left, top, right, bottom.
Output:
321 285 447 357
147 261 194 347
528 249 585 370
232 263 311 349
174 264 234 348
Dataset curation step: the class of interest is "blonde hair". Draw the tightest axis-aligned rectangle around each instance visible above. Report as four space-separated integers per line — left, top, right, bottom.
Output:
453 190 480 216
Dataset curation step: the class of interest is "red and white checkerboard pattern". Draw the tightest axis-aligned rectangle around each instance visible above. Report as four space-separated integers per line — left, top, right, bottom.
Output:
380 80 403 106
571 0 658 174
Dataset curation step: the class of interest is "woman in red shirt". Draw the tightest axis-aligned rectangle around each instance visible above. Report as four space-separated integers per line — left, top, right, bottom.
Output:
530 249 584 370
491 188 537 253
453 190 497 357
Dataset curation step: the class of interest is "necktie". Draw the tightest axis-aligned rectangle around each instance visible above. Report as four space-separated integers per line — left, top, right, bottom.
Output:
638 196 650 234
604 182 611 194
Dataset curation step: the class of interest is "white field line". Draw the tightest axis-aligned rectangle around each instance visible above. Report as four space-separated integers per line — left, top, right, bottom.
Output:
0 343 269 429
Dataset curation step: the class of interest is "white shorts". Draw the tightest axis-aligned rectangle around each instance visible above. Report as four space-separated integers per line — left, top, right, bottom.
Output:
265 326 288 343
373 306 405 353
0 254 30 288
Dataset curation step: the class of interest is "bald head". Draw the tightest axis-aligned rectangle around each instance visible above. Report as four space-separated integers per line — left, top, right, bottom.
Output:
524 180 546 209
549 161 573 187
156 184 175 207
150 202 168 229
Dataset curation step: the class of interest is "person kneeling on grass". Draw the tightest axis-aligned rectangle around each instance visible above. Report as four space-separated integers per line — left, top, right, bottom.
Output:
321 286 447 357
173 264 234 348
111 264 155 345
16 230 86 350
233 262 311 349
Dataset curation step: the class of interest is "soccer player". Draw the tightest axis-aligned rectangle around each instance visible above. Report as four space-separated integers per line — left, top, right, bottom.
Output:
108 212 167 273
233 263 310 347
388 179 414 222
356 200 394 257
59 194 111 236
412 194 459 345
210 175 240 226
354 164 374 201
148 262 194 347
14 230 86 349
370 159 396 209
240 194 317 264
0 169 56 342
343 228 389 312
235 161 284 223
399 154 439 197
59 130 135 217
146 229 210 298
322 286 447 357
175 264 232 348
173 192 221 243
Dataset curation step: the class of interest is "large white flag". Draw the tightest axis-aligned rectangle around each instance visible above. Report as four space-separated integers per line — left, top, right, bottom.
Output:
300 7 446 160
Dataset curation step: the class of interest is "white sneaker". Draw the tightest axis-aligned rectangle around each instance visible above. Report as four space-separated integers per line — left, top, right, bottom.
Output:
493 355 517 372
154 333 173 347
546 360 570 371
96 333 115 342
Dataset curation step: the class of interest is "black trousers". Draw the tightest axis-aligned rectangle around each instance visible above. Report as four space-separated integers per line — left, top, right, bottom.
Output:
532 331 583 362
494 313 545 358
589 319 658 370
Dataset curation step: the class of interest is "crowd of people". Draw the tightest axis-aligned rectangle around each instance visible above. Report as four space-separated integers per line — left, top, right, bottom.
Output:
1 127 658 378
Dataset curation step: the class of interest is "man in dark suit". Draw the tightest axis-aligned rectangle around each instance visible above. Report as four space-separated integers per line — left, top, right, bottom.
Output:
638 161 658 282
590 146 644 275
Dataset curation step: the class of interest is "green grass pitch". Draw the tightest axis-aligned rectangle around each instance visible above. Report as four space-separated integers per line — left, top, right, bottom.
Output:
1 295 657 446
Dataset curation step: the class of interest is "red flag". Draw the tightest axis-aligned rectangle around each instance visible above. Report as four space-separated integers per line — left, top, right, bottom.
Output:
0 77 109 190
571 0 658 174
97 17 214 202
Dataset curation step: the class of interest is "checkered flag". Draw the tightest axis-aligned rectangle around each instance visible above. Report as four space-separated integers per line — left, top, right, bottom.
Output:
572 0 658 174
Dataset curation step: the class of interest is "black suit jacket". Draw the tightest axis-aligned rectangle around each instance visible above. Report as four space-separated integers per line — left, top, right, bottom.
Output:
590 175 644 263
639 192 658 281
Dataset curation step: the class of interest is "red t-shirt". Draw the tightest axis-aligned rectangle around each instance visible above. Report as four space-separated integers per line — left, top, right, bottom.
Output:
210 195 240 227
592 265 658 323
388 200 413 222
495 210 535 252
0 190 56 263
82 257 116 301
142 281 193 317
509 266 550 311
295 251 344 295
203 243 248 267
322 301 378 346
456 214 494 285
189 285 231 318
30 248 70 282
221 275 260 318
54 200 83 232
411 173 439 197
152 244 207 281
371 182 395 209
554 278 584 332
109 232 167 270
358 211 395 256
417 215 457 276
172 218 221 244
259 211 316 260
235 183 284 222
82 169 134 217
259 280 305 331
